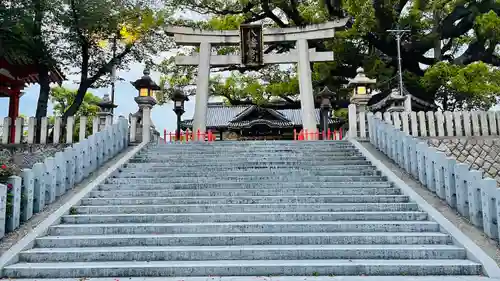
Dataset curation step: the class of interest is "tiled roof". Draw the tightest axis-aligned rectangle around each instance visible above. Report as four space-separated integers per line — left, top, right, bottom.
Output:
229 119 294 129
181 105 340 128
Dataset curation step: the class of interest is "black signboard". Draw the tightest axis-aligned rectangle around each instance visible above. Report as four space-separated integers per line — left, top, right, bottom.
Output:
240 24 264 66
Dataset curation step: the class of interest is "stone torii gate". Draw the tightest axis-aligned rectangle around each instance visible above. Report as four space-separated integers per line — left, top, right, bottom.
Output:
166 19 348 139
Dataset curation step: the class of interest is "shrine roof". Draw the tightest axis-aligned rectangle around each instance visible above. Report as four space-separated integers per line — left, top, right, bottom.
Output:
180 104 341 129
0 50 65 85
368 88 437 112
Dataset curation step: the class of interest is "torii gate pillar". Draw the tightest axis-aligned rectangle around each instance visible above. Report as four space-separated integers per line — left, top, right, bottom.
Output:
296 38 317 133
193 42 211 135
167 19 348 140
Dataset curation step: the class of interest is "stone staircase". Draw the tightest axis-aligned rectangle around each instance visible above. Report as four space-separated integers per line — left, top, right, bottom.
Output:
3 141 484 278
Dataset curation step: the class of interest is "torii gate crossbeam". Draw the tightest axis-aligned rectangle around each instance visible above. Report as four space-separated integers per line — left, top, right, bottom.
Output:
166 19 348 139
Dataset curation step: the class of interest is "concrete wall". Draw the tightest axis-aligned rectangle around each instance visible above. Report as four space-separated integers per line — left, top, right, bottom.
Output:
425 136 500 184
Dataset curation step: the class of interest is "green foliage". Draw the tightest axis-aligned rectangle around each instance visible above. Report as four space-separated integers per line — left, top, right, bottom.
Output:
1 0 173 118
163 0 500 110
422 62 500 110
50 87 102 140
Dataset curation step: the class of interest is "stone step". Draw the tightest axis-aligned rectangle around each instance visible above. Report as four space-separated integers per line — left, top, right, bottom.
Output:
135 152 365 158
62 211 425 224
98 181 394 190
113 169 382 178
19 244 467 263
89 187 401 197
145 144 355 149
124 160 374 166
49 221 440 236
98 181 392 191
118 164 377 172
3 259 482 278
152 141 352 147
105 175 389 184
128 157 368 163
81 195 409 205
35 232 452 248
73 203 418 214
0 276 492 281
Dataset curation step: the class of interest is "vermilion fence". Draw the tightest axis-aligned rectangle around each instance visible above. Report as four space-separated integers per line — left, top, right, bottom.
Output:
293 128 344 140
163 129 216 142
162 128 345 142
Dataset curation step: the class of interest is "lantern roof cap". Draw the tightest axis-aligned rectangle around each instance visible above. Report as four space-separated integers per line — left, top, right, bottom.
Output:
130 67 160 91
171 88 189 101
97 93 117 109
316 86 336 98
348 67 376 86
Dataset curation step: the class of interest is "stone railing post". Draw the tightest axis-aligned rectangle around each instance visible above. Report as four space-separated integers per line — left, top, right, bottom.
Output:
6 176 22 232
20 169 34 222
44 157 56 204
0 114 134 240
0 184 6 237
368 114 500 243
64 146 75 190
32 163 46 213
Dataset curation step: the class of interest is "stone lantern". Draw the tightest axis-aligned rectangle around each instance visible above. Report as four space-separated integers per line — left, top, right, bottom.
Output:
130 68 159 143
348 67 376 113
315 86 335 138
171 87 189 141
96 93 117 131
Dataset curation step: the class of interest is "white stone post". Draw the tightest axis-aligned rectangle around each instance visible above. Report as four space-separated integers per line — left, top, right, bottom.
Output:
130 116 137 143
79 116 87 141
44 157 56 204
20 169 34 222
193 41 211 139
66 116 74 143
296 39 318 135
32 163 46 213
0 184 7 237
142 106 152 143
6 176 22 232
404 94 412 112
54 151 66 197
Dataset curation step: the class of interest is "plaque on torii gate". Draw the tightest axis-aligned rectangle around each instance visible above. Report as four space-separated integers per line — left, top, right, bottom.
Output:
240 24 264 67
166 19 348 140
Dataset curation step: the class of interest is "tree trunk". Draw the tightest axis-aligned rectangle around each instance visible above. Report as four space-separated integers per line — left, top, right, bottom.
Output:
62 82 89 118
35 64 51 118
34 64 51 143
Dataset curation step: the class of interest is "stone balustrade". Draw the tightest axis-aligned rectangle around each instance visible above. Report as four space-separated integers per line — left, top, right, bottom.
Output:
0 117 129 238
1 115 116 145
368 115 500 242
348 104 500 139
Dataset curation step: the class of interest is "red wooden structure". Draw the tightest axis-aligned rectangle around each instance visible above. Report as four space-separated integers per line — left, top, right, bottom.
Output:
0 52 64 142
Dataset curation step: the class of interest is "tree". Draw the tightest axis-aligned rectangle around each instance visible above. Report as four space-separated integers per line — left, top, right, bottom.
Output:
57 0 173 118
0 0 62 119
160 0 500 109
50 87 101 140
1 0 174 119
